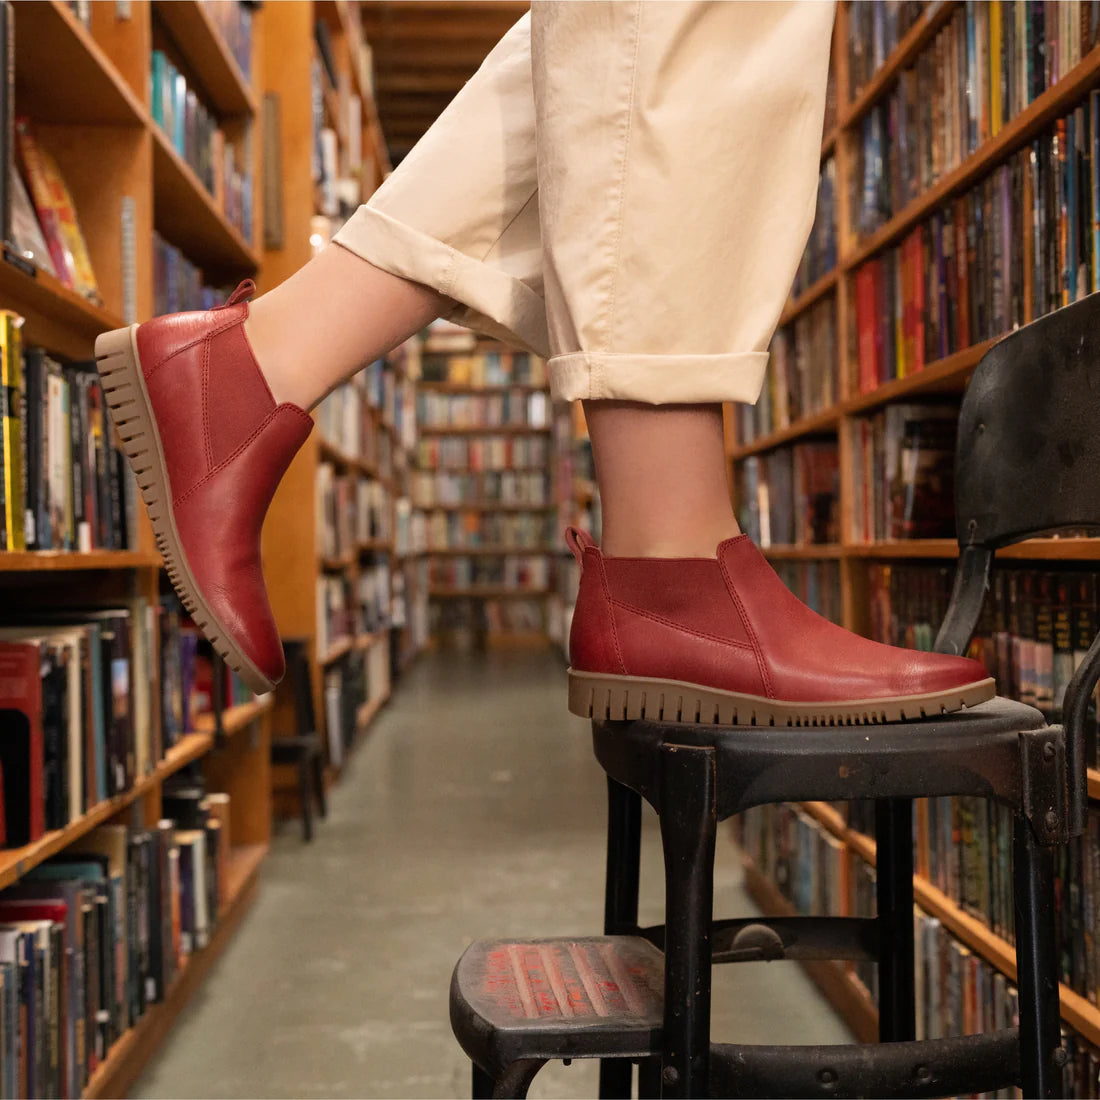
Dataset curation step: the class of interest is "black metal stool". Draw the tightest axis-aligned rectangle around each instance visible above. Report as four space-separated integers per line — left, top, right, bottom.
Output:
451 286 1100 1099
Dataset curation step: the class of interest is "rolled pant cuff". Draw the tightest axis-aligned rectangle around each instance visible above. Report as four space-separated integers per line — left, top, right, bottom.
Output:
548 351 769 405
333 206 550 357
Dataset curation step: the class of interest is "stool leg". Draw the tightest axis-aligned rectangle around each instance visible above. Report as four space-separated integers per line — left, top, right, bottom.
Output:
1013 813 1062 1099
298 757 314 842
313 751 328 819
659 744 716 1099
875 799 915 1041
600 778 643 1100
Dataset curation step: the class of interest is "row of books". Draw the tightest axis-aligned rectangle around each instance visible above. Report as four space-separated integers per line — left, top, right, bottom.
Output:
846 1 926 97
854 93 1100 391
852 2 1100 238
0 598 247 849
316 574 355 659
428 556 551 591
153 234 230 317
200 0 254 84
425 510 552 552
415 391 550 430
356 561 392 636
851 403 958 542
322 640 388 769
868 561 1100 738
735 296 838 446
150 52 253 241
792 159 837 296
733 801 1099 1097
315 372 391 473
419 349 547 388
3 336 136 553
393 499 427 559
0 793 232 1099
417 436 551 473
410 471 551 509
735 442 840 548
430 597 547 640
772 560 843 625
316 465 391 559
11 118 99 302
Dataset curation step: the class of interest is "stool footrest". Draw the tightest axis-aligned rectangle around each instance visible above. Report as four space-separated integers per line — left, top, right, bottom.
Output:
638 916 879 963
709 1028 1021 1099
450 936 664 1078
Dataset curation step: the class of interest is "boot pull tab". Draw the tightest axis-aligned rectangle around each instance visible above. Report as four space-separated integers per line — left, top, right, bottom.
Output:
564 527 595 565
215 279 257 310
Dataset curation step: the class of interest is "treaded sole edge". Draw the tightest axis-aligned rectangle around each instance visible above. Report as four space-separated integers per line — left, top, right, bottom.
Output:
566 671 997 726
94 325 276 694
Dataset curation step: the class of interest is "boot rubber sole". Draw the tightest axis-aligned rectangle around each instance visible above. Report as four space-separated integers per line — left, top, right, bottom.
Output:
95 325 276 695
567 669 997 726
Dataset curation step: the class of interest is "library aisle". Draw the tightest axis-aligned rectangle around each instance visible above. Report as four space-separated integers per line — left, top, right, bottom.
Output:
131 650 850 1100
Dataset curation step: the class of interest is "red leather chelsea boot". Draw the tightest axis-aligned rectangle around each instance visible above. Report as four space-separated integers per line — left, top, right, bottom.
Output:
565 528 994 725
95 280 312 693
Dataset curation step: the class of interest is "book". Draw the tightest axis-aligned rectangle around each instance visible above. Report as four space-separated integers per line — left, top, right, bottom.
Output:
0 309 23 551
0 640 45 846
9 166 55 278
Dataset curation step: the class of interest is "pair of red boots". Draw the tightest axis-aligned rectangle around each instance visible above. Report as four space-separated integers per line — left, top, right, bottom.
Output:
94 284 993 723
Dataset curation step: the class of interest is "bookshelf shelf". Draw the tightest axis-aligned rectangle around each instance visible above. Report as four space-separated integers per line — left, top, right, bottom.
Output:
1089 770 1100 801
728 406 841 461
419 424 552 436
741 860 879 1043
357 538 391 554
0 259 124 355
423 502 554 513
319 637 354 665
840 1 960 133
761 544 844 561
15 1 146 126
318 437 378 477
794 801 1100 1048
847 537 1100 561
419 382 546 395
778 267 839 329
844 339 999 416
355 692 388 733
0 550 161 572
151 0 258 118
427 545 556 556
821 126 837 161
844 44 1100 271
320 553 354 572
150 124 259 275
82 839 266 1100
430 586 552 598
194 695 273 738
0 732 213 894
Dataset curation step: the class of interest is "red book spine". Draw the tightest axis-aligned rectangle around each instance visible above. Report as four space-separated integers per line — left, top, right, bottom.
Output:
855 264 878 394
0 641 45 843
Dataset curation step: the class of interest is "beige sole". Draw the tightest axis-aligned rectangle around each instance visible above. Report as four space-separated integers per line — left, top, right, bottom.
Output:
95 325 276 694
567 670 997 727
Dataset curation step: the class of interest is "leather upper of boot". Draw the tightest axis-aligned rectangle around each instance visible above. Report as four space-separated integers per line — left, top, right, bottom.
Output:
136 288 312 684
569 532 989 703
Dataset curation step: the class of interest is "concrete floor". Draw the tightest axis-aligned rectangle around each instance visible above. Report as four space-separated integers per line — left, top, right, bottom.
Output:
133 649 852 1099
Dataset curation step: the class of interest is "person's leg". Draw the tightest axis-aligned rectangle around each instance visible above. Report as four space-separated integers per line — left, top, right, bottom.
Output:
96 13 544 691
245 12 544 411
539 1 995 724
534 1 824 559
585 402 735 558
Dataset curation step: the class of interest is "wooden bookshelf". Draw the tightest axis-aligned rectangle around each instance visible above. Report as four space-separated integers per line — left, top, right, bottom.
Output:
420 424 552 436
424 501 553 512
4 2 294 1092
82 841 268 1100
728 1 1100 1058
430 586 552 599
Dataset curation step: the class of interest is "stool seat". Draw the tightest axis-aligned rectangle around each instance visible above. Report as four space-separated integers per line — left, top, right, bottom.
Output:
450 936 664 1081
593 696 1050 820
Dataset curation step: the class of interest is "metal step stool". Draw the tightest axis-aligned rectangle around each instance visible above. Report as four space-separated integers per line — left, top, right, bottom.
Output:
448 275 1100 1099
450 936 664 1098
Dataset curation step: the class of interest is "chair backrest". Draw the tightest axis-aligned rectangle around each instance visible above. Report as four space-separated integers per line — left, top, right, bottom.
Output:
934 291 1100 835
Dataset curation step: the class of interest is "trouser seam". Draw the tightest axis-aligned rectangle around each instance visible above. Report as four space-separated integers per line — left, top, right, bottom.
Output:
600 0 643 354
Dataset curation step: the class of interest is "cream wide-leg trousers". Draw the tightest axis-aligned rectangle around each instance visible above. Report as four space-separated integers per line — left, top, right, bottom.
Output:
334 0 835 405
